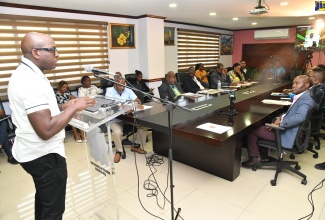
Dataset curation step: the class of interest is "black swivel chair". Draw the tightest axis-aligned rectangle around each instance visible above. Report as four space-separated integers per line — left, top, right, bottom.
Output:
252 105 316 186
0 99 16 146
124 73 137 85
175 72 187 90
100 78 114 95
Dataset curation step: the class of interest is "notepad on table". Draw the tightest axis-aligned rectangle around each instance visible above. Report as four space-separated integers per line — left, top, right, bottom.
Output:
197 122 232 134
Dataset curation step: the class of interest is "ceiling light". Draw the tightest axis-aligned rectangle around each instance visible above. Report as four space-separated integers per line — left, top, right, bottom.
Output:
233 18 238 21
209 12 216 16
169 3 177 8
309 17 315 20
280 2 288 6
252 22 257 25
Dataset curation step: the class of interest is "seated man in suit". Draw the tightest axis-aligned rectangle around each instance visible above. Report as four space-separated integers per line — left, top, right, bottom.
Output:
105 75 147 163
159 71 184 102
183 66 209 93
210 63 236 89
242 75 315 167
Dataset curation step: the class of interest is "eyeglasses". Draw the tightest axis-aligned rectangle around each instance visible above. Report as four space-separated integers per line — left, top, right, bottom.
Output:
33 47 58 53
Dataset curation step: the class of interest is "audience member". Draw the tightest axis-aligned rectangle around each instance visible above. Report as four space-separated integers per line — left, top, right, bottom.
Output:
195 63 209 86
8 32 95 219
0 104 18 164
242 75 315 167
228 63 245 83
210 63 236 88
159 71 184 102
183 66 209 93
240 60 248 80
78 75 101 98
271 59 286 83
105 75 147 163
56 80 85 143
135 70 154 93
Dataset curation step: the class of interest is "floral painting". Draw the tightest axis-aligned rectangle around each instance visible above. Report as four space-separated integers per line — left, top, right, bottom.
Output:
164 27 175 46
110 23 135 49
221 35 233 55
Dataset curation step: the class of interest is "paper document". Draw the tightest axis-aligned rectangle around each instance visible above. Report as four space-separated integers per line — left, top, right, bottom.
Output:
262 99 291 106
271 92 290 97
197 122 232 134
134 105 153 112
198 89 221 95
181 93 204 98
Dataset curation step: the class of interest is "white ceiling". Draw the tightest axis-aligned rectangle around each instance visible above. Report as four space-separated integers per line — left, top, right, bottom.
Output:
3 0 325 30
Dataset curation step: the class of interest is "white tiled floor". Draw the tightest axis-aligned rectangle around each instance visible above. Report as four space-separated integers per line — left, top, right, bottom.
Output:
1 131 325 220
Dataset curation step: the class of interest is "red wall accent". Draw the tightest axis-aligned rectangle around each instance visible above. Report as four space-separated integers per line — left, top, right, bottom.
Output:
232 28 323 67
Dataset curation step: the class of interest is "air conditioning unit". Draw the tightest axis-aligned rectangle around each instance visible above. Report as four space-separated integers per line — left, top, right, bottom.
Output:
254 28 290 40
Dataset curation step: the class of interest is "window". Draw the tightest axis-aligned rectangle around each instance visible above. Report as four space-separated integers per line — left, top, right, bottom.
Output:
177 28 220 72
0 15 109 100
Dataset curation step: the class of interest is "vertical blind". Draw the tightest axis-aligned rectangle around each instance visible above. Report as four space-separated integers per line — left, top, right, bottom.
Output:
177 28 220 72
0 14 109 100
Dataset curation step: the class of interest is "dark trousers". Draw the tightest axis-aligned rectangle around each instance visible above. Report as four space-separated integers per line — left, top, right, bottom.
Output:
247 125 276 157
20 153 67 220
0 121 13 158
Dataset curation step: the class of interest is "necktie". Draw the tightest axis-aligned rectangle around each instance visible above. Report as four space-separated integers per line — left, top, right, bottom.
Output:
172 85 181 96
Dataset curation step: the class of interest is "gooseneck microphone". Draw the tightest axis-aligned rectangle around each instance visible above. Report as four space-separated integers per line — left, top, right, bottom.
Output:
84 65 116 76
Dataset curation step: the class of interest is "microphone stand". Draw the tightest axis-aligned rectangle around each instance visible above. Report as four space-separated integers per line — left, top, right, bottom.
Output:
93 73 191 220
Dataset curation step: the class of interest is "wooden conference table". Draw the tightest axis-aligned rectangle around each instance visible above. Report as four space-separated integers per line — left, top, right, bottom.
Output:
119 81 292 181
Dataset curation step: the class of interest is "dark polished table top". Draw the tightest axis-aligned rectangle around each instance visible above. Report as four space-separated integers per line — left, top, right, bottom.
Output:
120 81 293 134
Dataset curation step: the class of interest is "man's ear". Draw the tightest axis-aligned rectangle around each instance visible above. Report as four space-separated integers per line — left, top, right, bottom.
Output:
30 49 40 59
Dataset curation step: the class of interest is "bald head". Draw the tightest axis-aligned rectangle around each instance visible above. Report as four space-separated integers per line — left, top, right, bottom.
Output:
21 32 58 72
291 75 311 94
166 71 176 85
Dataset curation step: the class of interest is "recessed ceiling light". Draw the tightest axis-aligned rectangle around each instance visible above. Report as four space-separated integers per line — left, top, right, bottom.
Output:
169 3 177 8
233 17 238 21
209 12 216 16
252 22 257 25
280 2 288 6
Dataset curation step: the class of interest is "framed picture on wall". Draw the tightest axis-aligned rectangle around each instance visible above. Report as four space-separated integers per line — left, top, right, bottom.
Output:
164 27 175 46
110 23 135 49
221 35 233 55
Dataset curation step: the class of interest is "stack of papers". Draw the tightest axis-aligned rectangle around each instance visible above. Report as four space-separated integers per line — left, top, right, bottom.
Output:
197 89 221 94
196 122 232 134
262 99 291 106
271 92 290 97
181 93 204 98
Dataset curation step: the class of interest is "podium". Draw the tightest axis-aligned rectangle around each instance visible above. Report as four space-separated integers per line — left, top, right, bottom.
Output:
68 100 137 219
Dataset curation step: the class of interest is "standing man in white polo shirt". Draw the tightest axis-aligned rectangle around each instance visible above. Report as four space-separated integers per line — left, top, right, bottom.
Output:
8 32 95 220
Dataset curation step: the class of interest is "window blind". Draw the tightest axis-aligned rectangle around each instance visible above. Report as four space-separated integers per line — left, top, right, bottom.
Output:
0 14 109 100
177 28 220 72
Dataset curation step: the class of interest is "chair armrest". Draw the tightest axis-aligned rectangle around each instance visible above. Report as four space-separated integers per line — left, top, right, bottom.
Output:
265 123 284 152
0 115 10 122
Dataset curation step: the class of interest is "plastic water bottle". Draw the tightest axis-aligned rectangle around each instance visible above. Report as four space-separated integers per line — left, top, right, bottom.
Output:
217 80 221 90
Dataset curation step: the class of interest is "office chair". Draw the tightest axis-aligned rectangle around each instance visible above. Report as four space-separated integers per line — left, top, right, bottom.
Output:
124 73 137 85
100 78 114 95
175 72 187 90
252 105 316 186
290 84 324 159
0 99 16 146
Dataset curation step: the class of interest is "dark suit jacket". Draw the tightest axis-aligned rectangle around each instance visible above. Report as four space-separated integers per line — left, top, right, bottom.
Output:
182 74 208 93
158 82 183 102
210 71 231 88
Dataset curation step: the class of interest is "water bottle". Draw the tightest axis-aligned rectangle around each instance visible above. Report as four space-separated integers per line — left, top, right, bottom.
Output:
217 80 221 90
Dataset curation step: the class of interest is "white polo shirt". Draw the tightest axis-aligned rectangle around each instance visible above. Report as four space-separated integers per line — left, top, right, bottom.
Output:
8 57 65 162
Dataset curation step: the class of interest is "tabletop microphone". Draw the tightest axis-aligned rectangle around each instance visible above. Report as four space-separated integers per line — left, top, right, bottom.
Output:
84 65 116 76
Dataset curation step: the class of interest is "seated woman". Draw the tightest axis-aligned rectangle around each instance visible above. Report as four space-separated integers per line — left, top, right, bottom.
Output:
228 63 245 83
195 63 209 86
56 80 85 143
78 75 100 98
135 70 154 102
0 104 18 164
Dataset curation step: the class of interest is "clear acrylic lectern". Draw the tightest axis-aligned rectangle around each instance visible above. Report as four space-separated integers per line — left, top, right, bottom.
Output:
69 99 137 219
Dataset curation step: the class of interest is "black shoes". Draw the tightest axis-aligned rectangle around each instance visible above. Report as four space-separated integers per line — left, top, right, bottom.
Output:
315 162 325 170
8 157 19 165
241 156 262 167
